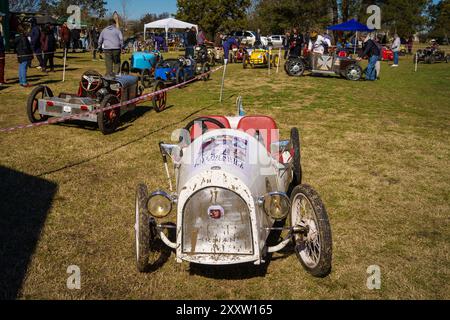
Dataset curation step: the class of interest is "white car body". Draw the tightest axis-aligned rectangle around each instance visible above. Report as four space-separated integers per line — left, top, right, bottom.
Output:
239 31 268 47
165 117 292 265
135 110 333 277
268 35 286 48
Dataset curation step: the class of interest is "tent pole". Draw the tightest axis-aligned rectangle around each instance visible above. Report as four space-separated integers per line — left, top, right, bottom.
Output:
354 31 358 55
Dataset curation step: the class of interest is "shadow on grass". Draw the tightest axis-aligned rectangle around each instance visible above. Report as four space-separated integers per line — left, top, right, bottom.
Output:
0 166 57 299
36 97 231 177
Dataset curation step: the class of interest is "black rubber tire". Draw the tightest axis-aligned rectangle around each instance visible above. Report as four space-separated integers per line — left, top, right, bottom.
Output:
201 63 211 81
345 64 362 81
135 184 151 272
290 184 332 277
140 69 152 88
97 94 120 135
121 61 130 75
27 85 52 123
152 81 167 113
290 127 302 187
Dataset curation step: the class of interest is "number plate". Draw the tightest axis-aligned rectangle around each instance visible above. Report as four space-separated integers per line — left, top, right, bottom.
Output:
63 106 71 113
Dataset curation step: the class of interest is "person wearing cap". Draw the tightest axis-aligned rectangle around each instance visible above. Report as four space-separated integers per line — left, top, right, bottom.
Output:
0 12 5 85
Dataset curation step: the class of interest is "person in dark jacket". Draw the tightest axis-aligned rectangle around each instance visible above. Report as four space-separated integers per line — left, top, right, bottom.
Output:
283 31 290 59
71 28 81 52
30 18 44 69
15 26 33 87
223 35 239 63
289 28 304 57
90 26 100 60
357 34 381 81
42 24 56 72
185 26 197 58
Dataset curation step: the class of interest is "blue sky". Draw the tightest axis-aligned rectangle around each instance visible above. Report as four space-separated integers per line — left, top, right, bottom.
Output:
106 0 178 20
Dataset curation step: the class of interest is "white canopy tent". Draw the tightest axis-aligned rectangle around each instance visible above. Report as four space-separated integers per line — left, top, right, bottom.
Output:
143 18 198 43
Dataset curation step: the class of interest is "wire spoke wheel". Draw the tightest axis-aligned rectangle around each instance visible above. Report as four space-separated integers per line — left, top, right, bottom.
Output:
152 81 167 112
98 94 120 135
290 184 332 277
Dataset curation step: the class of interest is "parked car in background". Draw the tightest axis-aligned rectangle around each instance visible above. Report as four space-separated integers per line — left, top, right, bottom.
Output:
268 35 286 48
230 30 268 47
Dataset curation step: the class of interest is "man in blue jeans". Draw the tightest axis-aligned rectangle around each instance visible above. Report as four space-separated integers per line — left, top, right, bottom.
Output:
15 26 33 87
357 34 381 81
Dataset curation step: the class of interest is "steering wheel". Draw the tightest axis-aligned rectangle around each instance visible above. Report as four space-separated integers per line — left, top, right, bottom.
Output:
81 70 103 93
183 117 226 140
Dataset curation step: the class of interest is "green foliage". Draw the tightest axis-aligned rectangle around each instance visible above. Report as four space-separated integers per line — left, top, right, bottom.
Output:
176 0 251 36
428 0 450 40
381 0 431 36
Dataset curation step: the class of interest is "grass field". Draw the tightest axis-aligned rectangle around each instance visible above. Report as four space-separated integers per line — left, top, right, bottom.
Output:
0 49 449 300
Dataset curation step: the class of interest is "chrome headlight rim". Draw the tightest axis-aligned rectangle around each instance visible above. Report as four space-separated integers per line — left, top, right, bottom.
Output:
258 192 291 220
147 190 175 218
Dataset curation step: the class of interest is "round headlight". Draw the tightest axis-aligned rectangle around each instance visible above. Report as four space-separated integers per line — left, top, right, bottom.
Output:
262 193 290 220
147 191 172 218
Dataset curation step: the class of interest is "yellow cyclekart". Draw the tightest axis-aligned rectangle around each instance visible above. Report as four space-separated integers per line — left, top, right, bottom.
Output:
243 48 280 69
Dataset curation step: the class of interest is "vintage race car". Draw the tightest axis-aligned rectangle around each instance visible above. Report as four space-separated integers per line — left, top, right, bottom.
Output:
134 102 333 277
243 48 279 69
26 70 146 134
285 53 362 81
121 50 163 89
414 47 449 64
154 57 210 85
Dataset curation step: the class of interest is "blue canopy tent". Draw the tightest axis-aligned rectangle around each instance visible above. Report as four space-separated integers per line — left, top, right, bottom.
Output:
327 19 374 54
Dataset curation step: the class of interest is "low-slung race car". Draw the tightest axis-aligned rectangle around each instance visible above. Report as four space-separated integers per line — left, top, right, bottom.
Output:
134 101 333 277
26 70 150 134
121 50 163 88
243 48 279 69
414 47 449 64
285 53 362 81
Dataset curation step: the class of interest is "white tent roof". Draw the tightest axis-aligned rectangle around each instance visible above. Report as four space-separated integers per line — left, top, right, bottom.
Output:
144 18 197 34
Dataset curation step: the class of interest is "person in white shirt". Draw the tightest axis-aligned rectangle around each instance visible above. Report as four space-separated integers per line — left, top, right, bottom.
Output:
391 34 401 67
308 31 332 55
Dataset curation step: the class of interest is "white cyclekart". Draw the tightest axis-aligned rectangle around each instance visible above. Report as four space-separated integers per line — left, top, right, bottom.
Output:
134 105 332 277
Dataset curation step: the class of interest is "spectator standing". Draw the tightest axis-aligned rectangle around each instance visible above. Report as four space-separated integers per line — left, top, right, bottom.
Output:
98 19 123 76
60 22 71 54
223 35 239 62
154 33 166 52
30 18 44 70
15 26 33 87
289 28 304 57
71 28 81 52
197 27 207 45
283 31 290 59
254 28 262 47
407 36 413 55
391 34 401 67
185 26 197 58
0 12 5 85
357 34 380 81
42 24 56 73
90 26 100 61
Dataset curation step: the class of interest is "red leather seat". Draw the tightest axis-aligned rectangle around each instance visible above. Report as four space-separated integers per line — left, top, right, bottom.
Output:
237 115 279 153
190 116 231 140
